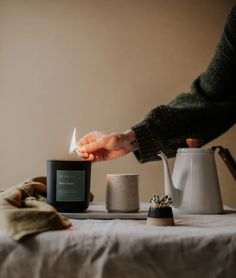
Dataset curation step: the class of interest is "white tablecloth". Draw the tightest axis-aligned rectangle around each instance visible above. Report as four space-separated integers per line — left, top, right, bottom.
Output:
1 209 236 278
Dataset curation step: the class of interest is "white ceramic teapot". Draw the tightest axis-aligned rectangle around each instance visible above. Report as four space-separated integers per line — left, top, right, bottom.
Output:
158 139 224 214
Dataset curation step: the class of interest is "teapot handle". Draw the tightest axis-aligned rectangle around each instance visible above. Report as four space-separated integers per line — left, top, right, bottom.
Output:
212 146 236 181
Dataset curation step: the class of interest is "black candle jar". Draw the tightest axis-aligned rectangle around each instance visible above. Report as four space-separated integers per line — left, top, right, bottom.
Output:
47 160 91 212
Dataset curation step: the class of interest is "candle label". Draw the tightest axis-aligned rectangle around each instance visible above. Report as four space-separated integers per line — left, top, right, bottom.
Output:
56 170 85 202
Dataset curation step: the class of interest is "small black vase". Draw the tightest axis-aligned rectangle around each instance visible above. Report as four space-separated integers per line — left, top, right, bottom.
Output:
146 206 175 226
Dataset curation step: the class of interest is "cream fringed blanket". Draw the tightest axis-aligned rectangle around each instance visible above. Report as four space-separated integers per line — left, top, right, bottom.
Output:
0 177 71 240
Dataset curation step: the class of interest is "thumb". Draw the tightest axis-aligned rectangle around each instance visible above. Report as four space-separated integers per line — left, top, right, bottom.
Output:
81 137 108 153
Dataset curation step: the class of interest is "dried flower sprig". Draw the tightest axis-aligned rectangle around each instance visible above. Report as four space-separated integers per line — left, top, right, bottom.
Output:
149 194 173 208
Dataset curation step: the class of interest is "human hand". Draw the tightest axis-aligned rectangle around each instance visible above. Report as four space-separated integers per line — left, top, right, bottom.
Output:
77 130 139 162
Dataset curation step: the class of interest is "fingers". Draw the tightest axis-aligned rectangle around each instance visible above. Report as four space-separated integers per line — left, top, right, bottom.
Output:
76 131 124 162
78 132 110 153
88 153 95 161
78 131 105 147
75 131 105 161
78 152 95 161
81 137 109 153
79 132 97 146
77 152 103 162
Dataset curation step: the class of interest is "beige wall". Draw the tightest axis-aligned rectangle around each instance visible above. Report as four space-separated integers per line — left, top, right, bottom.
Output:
1 0 236 207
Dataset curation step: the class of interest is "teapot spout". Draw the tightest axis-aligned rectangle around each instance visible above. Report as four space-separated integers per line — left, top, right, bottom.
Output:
157 151 180 207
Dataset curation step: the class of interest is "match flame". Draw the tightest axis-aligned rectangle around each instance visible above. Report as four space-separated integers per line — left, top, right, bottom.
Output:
69 128 77 153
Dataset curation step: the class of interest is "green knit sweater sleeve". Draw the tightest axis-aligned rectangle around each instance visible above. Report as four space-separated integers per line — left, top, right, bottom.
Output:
132 5 236 163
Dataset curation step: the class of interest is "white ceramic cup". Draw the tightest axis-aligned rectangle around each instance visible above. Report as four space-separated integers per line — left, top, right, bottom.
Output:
106 174 140 212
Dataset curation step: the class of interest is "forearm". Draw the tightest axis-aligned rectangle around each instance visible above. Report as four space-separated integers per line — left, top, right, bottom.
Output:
132 5 236 163
132 92 235 163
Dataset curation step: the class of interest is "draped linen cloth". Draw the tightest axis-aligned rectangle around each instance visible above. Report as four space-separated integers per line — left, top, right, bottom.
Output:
0 177 71 240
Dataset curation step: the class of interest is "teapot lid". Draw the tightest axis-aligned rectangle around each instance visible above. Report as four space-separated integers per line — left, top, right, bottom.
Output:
177 148 213 153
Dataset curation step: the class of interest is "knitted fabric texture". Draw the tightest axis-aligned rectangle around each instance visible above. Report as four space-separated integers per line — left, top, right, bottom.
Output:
132 5 236 163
